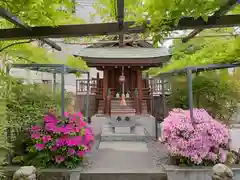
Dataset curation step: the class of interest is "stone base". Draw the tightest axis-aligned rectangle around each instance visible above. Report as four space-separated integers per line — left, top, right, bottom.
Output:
4 166 81 180
163 165 240 180
101 124 146 141
114 127 131 134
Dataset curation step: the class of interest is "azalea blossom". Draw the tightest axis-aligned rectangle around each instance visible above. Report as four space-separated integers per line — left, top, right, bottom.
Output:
55 155 65 163
35 143 45 150
31 125 41 132
30 111 94 167
67 148 76 155
162 108 229 165
77 150 85 157
31 133 41 139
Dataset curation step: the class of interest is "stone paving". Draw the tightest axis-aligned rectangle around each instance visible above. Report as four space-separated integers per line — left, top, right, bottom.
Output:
82 115 168 173
84 141 156 171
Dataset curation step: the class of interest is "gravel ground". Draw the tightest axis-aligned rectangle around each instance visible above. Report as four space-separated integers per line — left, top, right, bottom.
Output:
144 130 169 168
82 134 101 169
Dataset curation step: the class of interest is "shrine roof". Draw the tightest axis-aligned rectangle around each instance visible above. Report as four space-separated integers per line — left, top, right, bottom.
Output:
75 47 170 59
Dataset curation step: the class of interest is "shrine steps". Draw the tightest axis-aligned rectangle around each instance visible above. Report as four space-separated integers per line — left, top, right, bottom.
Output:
97 99 148 115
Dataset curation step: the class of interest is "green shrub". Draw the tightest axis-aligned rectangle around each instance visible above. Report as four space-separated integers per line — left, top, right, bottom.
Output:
169 71 240 123
0 72 73 165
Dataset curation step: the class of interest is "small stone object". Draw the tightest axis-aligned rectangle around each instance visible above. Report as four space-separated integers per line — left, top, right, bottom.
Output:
13 166 36 180
125 116 130 121
126 92 130 98
212 164 233 180
116 116 122 121
116 93 120 98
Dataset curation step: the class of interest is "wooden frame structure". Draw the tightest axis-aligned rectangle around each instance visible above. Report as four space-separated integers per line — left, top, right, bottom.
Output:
0 15 240 40
182 0 239 43
0 7 61 50
0 0 239 41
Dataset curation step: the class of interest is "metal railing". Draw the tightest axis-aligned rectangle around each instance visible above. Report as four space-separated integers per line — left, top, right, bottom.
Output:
76 79 97 93
76 78 171 94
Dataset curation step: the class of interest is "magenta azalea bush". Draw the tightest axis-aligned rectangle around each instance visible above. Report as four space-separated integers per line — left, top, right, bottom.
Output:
28 111 94 168
162 108 230 166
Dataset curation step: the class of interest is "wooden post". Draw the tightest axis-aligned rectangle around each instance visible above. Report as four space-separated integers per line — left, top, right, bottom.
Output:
111 69 115 96
103 69 108 114
137 68 143 114
96 72 100 89
135 88 140 114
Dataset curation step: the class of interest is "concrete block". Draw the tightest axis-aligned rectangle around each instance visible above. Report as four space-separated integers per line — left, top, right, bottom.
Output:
115 127 131 134
101 124 113 133
101 134 146 142
133 126 145 135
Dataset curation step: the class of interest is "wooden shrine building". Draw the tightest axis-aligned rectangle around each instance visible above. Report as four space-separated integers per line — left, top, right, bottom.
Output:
75 36 171 116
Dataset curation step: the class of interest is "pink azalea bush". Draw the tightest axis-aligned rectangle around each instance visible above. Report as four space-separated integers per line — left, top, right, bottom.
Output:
162 108 230 165
29 111 94 168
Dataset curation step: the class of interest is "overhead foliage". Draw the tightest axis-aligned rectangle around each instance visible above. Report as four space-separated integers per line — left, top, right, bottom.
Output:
142 0 230 40
147 28 240 75
0 0 85 27
0 42 88 72
163 38 240 72
0 0 87 71
228 4 240 14
93 0 238 42
92 0 145 22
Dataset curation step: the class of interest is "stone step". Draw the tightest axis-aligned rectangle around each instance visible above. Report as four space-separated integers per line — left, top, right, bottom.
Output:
98 103 136 105
99 100 136 102
81 171 167 180
99 100 147 103
110 113 136 116
99 104 147 107
99 102 135 106
98 108 148 112
111 109 136 112
99 101 147 104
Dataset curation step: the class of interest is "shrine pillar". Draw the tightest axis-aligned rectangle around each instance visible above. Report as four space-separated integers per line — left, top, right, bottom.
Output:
96 72 100 89
137 68 143 114
103 69 108 114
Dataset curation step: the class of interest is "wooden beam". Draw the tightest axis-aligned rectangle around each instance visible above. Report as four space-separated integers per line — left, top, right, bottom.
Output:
0 15 239 40
117 0 124 46
0 7 62 51
182 0 239 43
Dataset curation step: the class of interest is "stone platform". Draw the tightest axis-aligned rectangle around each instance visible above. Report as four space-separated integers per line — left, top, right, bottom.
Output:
101 124 145 141
101 117 145 141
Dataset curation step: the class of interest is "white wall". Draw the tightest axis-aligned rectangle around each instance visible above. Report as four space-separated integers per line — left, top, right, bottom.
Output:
10 68 77 93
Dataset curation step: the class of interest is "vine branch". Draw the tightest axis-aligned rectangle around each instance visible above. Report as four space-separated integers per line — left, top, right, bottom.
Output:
0 40 34 52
